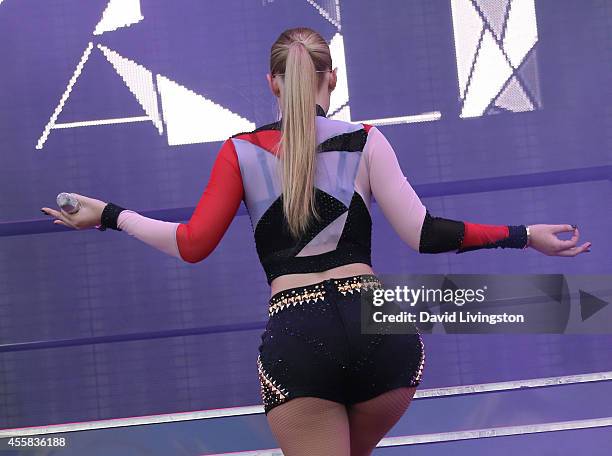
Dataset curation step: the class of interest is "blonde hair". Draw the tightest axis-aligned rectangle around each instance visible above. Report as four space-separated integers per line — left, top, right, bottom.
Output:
270 27 332 238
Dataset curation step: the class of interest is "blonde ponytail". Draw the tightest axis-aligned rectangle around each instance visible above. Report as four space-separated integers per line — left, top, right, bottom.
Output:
279 42 318 238
270 28 332 239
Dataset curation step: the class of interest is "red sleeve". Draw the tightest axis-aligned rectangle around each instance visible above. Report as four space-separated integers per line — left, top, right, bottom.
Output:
176 139 244 263
461 222 510 249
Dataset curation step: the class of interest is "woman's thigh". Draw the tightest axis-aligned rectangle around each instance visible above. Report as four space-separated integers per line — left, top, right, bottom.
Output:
266 397 351 456
347 386 417 456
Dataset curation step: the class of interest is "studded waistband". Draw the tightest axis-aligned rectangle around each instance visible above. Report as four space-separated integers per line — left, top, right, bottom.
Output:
268 274 383 317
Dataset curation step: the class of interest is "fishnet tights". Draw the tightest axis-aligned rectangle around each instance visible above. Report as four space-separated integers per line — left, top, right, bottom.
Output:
266 387 416 456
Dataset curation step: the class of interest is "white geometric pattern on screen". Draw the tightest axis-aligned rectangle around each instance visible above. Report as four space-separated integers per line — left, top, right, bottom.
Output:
451 0 541 118
36 0 255 149
36 0 449 150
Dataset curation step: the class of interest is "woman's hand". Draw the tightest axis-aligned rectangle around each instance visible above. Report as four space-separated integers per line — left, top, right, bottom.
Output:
41 193 107 230
527 224 591 257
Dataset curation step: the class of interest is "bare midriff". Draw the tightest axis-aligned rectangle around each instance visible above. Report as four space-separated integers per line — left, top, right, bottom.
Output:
269 262 375 296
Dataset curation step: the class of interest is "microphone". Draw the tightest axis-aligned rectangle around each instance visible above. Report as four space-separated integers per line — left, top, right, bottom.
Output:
56 192 81 214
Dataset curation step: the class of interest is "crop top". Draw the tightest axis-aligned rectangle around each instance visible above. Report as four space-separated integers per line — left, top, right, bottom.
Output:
105 104 528 284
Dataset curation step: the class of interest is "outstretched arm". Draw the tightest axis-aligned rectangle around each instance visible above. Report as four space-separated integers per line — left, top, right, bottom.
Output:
42 139 244 263
363 126 591 256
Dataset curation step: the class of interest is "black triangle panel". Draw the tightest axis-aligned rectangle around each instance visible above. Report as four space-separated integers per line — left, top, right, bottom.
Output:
337 192 372 253
254 188 348 260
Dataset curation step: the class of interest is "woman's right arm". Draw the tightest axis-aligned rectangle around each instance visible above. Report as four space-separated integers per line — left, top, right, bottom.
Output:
44 139 244 263
118 138 244 263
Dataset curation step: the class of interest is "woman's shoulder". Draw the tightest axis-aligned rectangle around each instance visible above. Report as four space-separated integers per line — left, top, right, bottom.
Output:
230 120 281 141
314 116 375 153
225 117 376 152
224 120 282 160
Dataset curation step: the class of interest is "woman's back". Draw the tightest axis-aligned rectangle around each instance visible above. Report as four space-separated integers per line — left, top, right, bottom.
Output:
99 103 429 296
231 105 381 290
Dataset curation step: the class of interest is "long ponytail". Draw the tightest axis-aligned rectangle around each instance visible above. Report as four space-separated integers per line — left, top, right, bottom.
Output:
279 42 318 238
270 28 332 239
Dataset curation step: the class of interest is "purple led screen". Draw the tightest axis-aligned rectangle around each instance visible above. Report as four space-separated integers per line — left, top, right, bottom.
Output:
0 0 611 429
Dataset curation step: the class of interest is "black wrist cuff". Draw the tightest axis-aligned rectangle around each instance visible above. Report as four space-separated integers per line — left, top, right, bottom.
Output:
100 202 126 231
507 225 529 249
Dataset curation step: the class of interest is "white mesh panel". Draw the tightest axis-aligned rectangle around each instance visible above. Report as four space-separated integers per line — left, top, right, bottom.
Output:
233 139 282 228
296 212 348 256
315 151 362 208
315 116 362 145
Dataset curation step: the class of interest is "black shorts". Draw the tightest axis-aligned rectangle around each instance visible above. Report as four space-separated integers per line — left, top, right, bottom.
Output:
257 274 425 415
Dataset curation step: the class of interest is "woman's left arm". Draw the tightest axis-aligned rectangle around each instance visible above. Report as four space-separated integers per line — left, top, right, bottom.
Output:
364 125 591 257
419 211 591 256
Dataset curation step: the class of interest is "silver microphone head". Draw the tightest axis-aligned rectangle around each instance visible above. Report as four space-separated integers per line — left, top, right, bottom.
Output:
56 192 81 214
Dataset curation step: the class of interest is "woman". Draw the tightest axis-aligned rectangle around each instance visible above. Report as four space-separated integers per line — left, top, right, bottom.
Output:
41 27 590 456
